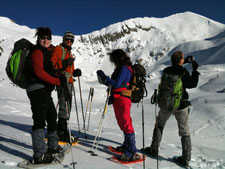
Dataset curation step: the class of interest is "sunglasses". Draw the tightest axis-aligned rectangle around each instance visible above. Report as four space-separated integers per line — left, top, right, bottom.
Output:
65 38 74 43
40 36 52 40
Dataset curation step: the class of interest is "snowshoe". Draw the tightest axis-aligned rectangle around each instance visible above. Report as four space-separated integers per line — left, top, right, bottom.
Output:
112 153 145 164
17 143 71 169
44 137 79 146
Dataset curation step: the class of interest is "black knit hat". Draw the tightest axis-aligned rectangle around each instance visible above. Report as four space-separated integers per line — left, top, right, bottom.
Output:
63 31 74 40
35 27 52 38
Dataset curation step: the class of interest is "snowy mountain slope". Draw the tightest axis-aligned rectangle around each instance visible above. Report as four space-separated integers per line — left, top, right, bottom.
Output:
0 12 225 169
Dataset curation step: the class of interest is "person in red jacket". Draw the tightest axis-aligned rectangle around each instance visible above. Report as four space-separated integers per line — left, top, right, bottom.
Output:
26 27 66 164
51 31 81 142
97 49 137 162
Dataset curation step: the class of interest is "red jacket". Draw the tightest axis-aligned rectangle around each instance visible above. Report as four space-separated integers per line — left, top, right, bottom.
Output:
31 48 60 86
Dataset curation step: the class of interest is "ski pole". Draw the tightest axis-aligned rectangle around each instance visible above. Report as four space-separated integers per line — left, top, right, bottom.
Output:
87 88 94 131
77 76 87 139
151 89 159 169
89 86 111 156
142 99 145 169
84 87 92 127
72 83 81 137
65 100 77 169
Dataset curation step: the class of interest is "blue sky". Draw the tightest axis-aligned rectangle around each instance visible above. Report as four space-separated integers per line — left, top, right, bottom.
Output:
0 0 225 36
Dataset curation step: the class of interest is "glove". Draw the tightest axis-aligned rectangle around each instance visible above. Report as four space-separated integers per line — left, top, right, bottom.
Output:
192 61 198 71
62 58 75 69
184 55 195 64
73 68 82 77
108 95 114 105
97 70 107 83
59 75 67 88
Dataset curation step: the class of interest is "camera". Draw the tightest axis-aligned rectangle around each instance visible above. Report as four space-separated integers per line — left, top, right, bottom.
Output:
184 55 195 64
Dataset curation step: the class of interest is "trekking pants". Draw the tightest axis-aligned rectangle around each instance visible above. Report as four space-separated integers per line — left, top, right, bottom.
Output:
57 82 73 120
113 96 134 133
151 107 191 150
113 96 136 157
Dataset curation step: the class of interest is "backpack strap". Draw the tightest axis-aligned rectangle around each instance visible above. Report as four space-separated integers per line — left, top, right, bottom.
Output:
59 45 73 82
59 45 67 60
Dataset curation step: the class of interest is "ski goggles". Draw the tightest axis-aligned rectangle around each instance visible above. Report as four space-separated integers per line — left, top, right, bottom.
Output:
65 38 74 43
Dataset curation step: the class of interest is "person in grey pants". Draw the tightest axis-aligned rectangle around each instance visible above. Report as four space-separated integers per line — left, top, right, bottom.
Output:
142 51 200 167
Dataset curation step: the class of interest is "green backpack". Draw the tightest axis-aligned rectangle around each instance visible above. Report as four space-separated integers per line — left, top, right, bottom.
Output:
5 38 34 89
157 73 183 111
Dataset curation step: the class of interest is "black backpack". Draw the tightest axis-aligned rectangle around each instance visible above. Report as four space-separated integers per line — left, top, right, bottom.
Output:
5 38 34 89
129 64 148 103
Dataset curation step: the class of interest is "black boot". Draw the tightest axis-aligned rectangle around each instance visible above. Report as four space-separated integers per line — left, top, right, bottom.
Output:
174 156 189 167
141 147 158 157
33 153 54 164
57 118 76 142
46 145 63 155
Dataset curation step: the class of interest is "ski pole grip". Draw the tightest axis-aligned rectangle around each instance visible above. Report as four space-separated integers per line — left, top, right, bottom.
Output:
151 89 157 105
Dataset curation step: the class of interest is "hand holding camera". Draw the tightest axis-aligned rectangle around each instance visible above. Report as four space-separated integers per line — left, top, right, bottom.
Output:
184 55 195 64
192 61 198 71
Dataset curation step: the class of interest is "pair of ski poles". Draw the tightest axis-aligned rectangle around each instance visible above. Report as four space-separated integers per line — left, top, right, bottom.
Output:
72 76 86 138
89 86 111 156
84 87 94 131
72 81 94 139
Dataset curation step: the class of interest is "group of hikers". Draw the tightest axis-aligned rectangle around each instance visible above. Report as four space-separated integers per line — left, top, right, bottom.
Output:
24 26 200 167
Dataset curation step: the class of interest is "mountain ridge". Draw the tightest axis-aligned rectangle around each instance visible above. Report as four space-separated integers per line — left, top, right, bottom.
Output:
0 11 225 78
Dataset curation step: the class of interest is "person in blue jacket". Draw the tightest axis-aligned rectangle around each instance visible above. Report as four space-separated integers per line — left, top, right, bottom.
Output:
97 49 137 162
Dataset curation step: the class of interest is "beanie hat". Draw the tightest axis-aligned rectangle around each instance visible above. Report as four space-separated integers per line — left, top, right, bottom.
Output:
36 27 52 39
63 31 74 40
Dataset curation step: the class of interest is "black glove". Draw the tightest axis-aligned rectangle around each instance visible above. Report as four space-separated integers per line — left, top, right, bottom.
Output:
73 68 82 77
108 95 114 105
184 55 195 64
62 58 75 69
192 61 198 71
59 75 67 88
97 70 107 84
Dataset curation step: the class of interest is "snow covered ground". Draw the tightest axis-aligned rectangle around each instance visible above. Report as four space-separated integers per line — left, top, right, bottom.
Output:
0 12 225 169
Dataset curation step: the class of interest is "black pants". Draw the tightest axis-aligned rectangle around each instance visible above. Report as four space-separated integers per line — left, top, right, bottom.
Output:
27 88 57 132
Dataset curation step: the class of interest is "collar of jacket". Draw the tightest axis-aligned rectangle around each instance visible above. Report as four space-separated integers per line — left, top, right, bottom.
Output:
60 43 72 51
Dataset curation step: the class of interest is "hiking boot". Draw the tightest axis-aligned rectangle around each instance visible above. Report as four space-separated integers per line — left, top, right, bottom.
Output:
46 145 63 155
141 147 158 157
58 130 77 142
174 156 189 167
115 145 126 153
32 153 54 164
117 153 136 162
